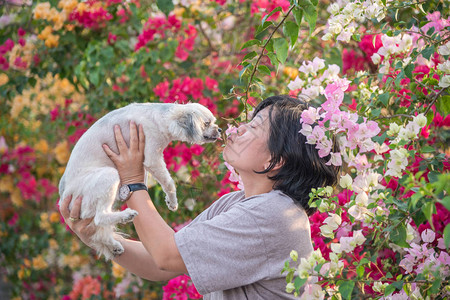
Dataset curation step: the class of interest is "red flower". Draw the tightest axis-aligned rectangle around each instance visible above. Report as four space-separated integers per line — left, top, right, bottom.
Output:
18 27 26 37
358 34 382 59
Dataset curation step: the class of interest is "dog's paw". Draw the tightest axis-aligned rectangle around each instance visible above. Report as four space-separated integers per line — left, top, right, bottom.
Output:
112 246 124 257
121 209 138 224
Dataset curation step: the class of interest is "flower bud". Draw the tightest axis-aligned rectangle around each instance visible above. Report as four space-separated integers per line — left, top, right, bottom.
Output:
290 250 298 262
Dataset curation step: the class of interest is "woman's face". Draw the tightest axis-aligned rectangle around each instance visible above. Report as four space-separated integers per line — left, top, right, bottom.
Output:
223 107 272 174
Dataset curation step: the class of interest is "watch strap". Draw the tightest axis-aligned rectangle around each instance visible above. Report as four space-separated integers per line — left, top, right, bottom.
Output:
128 183 147 192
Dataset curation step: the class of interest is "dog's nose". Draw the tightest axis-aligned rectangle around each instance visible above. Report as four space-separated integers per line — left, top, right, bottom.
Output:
218 128 222 133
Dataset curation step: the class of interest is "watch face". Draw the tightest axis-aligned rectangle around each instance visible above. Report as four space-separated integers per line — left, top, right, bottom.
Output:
119 185 130 201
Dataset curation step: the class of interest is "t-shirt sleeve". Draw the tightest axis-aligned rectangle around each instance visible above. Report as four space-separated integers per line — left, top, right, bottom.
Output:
174 202 270 295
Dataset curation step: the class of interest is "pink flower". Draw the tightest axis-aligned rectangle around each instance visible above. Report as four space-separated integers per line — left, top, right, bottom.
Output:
162 275 202 300
107 32 117 45
205 76 219 91
154 81 170 99
18 27 26 37
300 107 321 125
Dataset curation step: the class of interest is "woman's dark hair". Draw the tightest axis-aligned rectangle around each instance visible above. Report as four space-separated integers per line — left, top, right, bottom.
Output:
252 95 339 216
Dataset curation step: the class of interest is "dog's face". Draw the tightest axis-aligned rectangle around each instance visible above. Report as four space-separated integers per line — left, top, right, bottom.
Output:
170 103 221 144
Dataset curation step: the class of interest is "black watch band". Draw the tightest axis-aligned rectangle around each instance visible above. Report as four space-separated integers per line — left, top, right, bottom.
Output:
128 183 147 192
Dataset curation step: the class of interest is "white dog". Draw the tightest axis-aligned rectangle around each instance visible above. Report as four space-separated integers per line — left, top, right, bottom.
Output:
59 102 220 260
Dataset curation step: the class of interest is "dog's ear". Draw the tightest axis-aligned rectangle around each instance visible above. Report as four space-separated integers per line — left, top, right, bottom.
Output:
176 113 196 139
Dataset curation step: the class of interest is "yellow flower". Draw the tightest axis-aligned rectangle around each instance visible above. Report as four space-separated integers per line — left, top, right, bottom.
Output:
58 0 78 13
40 212 52 231
0 176 14 193
38 26 53 41
76 2 88 13
283 66 299 80
0 73 8 86
50 212 60 223
18 266 30 280
32 255 48 270
112 261 126 278
11 188 23 207
35 139 49 154
45 34 59 48
48 238 58 250
71 239 80 252
54 140 70 164
20 234 29 242
34 2 51 20
24 258 31 267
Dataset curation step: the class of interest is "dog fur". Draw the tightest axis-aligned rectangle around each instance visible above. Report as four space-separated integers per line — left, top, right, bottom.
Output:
59 102 220 260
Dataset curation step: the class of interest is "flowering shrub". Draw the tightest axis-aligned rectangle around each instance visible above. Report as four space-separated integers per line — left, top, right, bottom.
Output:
0 0 448 299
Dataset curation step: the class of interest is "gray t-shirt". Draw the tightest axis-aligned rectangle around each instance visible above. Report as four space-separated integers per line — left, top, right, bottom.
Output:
174 190 313 299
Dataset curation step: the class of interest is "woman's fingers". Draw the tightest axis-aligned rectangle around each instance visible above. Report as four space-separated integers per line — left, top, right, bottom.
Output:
130 121 139 152
59 195 72 219
69 196 83 220
114 124 128 153
103 143 118 160
138 124 145 153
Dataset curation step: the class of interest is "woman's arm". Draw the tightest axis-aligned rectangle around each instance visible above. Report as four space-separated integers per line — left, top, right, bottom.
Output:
103 121 188 274
114 237 184 281
59 195 183 280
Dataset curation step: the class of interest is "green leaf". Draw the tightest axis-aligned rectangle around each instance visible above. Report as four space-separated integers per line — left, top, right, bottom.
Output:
384 284 396 296
156 0 174 16
243 51 258 62
258 65 271 76
404 64 415 79
299 0 317 35
440 196 450 212
273 38 289 64
267 52 279 71
261 7 282 25
356 265 364 278
283 21 299 46
294 276 307 291
256 21 273 36
421 45 435 60
241 39 261 50
292 6 303 25
444 224 450 248
239 63 252 81
421 145 435 153
422 201 436 230
436 95 450 115
394 70 405 87
338 280 355 300
390 223 409 248
378 93 390 106
88 70 100 86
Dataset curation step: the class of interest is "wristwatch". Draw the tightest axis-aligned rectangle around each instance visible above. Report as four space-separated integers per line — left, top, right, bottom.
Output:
118 183 147 201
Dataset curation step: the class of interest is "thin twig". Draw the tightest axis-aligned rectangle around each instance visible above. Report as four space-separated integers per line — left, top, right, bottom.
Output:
242 5 295 121
197 22 217 53
374 114 413 120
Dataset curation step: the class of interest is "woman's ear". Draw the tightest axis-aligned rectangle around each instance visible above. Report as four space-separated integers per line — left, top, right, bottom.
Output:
263 158 284 172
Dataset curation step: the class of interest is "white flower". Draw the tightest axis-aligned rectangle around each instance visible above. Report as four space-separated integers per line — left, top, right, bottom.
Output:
290 250 299 261
320 214 341 238
322 32 333 41
421 229 436 243
437 61 450 74
339 174 353 189
371 53 381 64
387 122 401 136
328 22 343 35
286 282 295 293
355 192 369 206
184 198 196 211
413 113 427 127
439 75 450 88
287 76 305 90
374 142 389 154
438 41 450 55
330 243 341 253
329 3 340 15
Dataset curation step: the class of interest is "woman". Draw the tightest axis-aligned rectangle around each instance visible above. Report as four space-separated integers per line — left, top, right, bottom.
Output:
60 95 339 299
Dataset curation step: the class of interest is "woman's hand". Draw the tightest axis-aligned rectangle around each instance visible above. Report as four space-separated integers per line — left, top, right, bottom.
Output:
59 195 95 247
103 121 146 184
